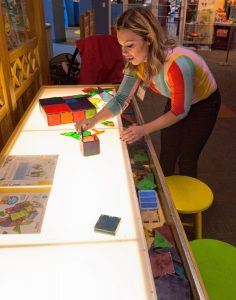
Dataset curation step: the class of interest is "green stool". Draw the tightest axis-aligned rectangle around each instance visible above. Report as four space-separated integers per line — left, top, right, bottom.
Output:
190 239 236 300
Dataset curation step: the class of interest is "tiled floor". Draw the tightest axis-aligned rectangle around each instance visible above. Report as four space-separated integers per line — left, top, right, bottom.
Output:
52 27 80 57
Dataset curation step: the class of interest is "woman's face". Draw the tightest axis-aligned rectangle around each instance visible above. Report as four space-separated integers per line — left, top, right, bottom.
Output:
117 29 149 65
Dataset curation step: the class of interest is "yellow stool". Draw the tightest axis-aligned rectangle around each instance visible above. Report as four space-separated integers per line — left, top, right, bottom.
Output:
165 175 213 239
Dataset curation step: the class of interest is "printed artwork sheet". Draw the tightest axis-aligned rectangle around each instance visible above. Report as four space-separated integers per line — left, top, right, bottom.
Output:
0 192 49 234
0 155 58 187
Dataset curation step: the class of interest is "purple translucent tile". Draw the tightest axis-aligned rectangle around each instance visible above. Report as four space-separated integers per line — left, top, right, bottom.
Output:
155 274 191 300
68 98 95 111
39 97 64 106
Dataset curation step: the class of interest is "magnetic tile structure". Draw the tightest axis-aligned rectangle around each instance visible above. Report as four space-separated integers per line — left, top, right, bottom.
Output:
94 214 121 235
138 190 159 210
39 95 97 126
80 135 100 157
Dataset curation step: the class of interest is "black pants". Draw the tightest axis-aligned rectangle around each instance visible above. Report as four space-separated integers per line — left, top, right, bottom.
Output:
160 89 221 178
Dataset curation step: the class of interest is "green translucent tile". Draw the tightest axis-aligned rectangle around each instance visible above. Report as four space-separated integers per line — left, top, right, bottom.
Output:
85 108 97 119
86 89 98 96
73 94 86 98
101 120 115 126
83 131 91 137
153 232 173 249
101 121 109 125
60 131 91 140
104 88 113 93
136 173 157 190
60 132 80 139
133 152 149 163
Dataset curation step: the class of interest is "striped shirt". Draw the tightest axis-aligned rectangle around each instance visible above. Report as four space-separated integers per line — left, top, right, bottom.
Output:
106 46 217 119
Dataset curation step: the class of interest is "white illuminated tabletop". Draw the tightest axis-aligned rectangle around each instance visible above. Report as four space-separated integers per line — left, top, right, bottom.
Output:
0 243 155 300
0 129 142 245
0 86 157 300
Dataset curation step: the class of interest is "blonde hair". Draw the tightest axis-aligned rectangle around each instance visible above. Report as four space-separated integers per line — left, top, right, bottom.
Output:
115 7 176 84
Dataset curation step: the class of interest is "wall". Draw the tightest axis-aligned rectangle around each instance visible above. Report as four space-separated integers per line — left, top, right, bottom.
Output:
64 0 75 26
198 0 225 10
44 0 66 42
92 0 110 34
80 0 92 14
111 3 123 25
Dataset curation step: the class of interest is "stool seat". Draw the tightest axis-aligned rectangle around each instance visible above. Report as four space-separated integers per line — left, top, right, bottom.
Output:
190 239 236 300
165 175 214 239
165 176 213 213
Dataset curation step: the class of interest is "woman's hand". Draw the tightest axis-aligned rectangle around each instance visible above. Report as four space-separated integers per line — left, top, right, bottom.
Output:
75 116 98 132
120 124 145 144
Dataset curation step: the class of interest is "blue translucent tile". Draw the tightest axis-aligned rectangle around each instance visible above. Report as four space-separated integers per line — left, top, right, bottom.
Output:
64 98 78 103
138 190 158 210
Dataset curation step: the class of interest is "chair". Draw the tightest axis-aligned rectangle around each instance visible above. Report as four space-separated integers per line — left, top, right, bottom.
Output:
75 34 124 85
190 239 236 300
79 14 90 39
79 9 95 39
165 175 213 239
87 9 95 36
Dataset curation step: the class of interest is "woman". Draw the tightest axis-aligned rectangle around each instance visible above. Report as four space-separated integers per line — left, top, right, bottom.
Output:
75 7 221 178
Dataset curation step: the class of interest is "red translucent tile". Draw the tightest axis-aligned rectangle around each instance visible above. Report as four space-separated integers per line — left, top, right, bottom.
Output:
72 110 85 122
43 104 71 114
61 111 73 124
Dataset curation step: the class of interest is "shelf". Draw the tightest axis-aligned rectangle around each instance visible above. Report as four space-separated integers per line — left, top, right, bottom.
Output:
185 22 215 26
182 1 215 47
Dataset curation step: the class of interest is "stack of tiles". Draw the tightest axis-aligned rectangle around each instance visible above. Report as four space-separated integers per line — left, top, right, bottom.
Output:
138 190 159 210
39 95 97 126
80 135 100 156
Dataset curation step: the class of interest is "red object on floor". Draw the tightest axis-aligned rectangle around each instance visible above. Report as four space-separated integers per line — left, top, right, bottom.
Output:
76 34 124 84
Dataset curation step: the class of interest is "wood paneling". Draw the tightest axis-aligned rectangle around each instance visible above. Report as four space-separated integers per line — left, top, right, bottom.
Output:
80 8 95 39
0 0 49 151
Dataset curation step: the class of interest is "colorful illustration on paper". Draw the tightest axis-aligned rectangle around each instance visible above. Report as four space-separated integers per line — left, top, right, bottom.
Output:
0 155 58 187
0 193 49 234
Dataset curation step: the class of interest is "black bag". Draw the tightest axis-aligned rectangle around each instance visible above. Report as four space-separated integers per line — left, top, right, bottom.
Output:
49 51 80 85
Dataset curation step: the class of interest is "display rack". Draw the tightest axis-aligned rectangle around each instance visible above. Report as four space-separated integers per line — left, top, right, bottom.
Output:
182 0 215 49
131 94 208 300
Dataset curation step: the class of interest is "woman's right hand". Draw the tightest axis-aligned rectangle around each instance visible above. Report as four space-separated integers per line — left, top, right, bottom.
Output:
74 116 98 133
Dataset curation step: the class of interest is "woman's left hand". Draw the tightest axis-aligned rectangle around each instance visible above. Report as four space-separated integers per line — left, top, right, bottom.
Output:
120 124 145 144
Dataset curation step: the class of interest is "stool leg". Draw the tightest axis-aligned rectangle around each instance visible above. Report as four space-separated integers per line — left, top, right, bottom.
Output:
195 212 202 239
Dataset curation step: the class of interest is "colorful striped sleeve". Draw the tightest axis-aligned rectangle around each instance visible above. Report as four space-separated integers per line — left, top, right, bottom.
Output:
105 74 140 115
167 56 195 119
